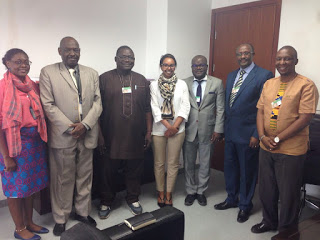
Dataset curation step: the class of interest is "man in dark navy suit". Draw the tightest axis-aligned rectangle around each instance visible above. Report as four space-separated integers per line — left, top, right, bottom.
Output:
214 43 273 223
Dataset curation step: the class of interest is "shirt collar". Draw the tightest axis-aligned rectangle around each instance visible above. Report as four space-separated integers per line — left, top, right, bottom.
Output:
240 62 255 74
193 75 208 82
65 64 79 72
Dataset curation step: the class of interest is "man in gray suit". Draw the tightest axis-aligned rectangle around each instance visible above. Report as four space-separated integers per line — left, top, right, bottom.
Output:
40 37 102 236
183 55 225 206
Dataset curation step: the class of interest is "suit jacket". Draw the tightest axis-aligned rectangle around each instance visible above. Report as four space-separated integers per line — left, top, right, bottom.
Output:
39 62 102 149
225 65 273 144
184 75 225 143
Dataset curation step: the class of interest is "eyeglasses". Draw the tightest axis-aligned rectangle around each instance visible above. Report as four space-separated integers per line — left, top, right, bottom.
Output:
117 55 135 61
191 64 208 69
62 48 80 54
11 60 32 66
161 64 176 68
236 52 253 57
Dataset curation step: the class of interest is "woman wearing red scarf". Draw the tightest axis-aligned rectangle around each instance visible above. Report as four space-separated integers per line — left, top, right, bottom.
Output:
0 49 49 240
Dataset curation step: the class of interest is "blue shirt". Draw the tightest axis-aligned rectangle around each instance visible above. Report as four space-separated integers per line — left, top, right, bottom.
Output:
233 62 255 87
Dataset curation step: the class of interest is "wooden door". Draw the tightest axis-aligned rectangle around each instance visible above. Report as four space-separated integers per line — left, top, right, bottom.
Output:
209 0 282 171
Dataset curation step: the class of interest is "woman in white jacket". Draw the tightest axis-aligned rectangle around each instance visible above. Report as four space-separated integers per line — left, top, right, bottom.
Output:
150 54 190 207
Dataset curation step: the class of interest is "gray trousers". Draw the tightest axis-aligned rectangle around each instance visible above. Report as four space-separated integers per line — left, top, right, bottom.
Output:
49 139 93 224
183 136 215 195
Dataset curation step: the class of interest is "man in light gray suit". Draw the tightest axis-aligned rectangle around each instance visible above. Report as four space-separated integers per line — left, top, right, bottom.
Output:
183 55 225 206
40 37 102 236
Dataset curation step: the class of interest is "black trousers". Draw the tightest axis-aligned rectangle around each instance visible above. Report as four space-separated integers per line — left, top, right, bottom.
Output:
100 154 144 206
259 149 305 230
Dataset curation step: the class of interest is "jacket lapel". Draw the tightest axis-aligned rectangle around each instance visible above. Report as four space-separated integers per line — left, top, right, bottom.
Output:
226 71 238 108
59 63 78 92
200 77 213 108
233 65 257 103
78 65 86 100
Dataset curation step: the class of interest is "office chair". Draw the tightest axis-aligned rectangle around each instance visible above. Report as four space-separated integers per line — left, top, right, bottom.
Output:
299 113 320 217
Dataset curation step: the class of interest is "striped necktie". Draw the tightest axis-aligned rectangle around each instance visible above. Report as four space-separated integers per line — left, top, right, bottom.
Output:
229 70 246 107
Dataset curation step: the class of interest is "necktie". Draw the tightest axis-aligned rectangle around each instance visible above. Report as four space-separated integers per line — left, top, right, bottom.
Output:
69 68 78 88
229 70 246 107
196 80 202 107
69 68 82 120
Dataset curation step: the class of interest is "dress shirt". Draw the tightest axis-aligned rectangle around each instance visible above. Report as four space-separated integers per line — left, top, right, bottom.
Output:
150 79 190 136
192 75 208 100
233 62 255 87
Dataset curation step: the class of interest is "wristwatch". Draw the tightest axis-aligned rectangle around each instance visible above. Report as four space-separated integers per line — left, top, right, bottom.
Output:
274 136 280 143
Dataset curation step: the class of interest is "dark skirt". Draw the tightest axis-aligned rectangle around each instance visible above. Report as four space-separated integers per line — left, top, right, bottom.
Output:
0 127 48 198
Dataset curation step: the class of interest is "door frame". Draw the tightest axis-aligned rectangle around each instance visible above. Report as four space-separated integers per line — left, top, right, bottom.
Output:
209 0 282 77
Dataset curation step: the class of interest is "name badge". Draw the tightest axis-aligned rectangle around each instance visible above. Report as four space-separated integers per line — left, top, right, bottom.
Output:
196 96 201 102
122 87 132 94
232 87 239 94
271 98 281 108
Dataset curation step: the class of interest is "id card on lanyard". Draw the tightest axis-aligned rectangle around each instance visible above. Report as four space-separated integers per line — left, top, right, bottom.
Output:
122 87 132 94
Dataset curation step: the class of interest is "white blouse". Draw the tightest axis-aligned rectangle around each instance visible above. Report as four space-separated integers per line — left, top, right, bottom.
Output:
150 79 190 136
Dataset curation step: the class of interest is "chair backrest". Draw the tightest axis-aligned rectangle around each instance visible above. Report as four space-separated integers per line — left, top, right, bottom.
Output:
304 113 320 184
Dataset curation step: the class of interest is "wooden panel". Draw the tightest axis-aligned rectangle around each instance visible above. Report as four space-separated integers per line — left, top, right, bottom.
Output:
212 9 250 87
249 5 277 72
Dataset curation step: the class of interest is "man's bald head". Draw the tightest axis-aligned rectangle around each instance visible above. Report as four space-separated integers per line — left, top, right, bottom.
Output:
58 36 80 68
278 45 298 60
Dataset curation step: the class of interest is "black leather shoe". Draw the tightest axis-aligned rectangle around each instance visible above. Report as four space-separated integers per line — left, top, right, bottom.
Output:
185 194 197 206
214 201 237 210
53 223 66 236
237 210 250 223
74 213 97 227
197 194 207 206
251 222 276 233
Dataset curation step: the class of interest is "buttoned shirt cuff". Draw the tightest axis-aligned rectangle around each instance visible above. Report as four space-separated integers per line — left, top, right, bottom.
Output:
82 122 90 131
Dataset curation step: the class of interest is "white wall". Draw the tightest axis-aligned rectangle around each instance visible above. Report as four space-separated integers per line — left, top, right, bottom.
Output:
145 0 168 80
167 0 212 79
0 0 148 77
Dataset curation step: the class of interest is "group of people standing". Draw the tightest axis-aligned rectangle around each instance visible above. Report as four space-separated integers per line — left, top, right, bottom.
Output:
0 36 318 240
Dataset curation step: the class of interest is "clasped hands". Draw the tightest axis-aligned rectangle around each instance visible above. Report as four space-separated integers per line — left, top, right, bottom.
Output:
69 123 87 139
260 135 278 151
164 125 179 138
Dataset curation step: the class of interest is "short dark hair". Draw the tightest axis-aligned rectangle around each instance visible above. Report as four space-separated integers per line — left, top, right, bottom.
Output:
116 45 133 56
160 53 177 66
2 48 28 69
59 36 78 48
236 43 255 54
279 45 298 60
